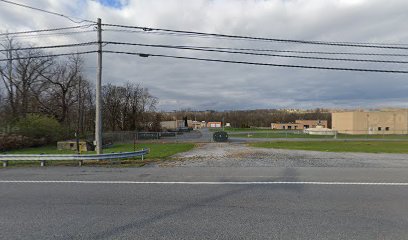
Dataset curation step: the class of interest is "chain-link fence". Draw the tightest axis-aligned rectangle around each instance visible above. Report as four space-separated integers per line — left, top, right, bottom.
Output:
86 129 408 144
228 129 408 140
97 129 211 144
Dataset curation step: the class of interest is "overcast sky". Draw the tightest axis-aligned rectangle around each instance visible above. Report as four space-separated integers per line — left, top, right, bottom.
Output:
1 0 408 111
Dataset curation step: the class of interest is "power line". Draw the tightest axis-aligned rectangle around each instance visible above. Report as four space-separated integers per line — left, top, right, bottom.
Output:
104 41 408 64
0 50 96 62
0 42 97 52
0 24 95 36
0 30 96 41
104 28 408 48
102 23 408 50
178 46 408 58
103 50 408 74
104 28 219 38
0 0 95 24
104 29 408 57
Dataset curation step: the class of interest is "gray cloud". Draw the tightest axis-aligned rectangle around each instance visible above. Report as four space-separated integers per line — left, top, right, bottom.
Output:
1 0 408 111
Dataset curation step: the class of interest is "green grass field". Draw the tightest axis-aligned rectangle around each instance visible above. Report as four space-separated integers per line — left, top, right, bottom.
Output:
232 132 328 138
232 132 408 139
249 141 408 154
4 143 195 167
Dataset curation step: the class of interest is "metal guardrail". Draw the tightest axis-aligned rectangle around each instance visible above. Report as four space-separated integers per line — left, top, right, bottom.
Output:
0 148 149 167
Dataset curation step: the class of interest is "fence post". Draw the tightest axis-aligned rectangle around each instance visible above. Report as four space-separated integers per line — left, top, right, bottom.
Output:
133 131 136 151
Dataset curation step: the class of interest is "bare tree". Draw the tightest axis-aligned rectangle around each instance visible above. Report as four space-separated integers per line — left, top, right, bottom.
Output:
0 36 159 138
35 55 85 126
102 82 158 131
0 36 53 119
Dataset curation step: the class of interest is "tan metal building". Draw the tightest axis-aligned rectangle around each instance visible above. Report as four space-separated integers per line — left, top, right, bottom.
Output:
191 121 206 129
207 122 222 128
160 120 186 130
271 120 327 130
332 110 408 134
161 120 195 130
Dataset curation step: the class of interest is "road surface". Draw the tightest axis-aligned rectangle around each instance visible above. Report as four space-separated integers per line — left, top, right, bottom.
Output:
1 166 408 239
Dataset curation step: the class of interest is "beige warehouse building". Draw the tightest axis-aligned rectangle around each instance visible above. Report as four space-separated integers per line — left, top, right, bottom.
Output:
271 120 327 130
332 110 408 134
161 120 194 130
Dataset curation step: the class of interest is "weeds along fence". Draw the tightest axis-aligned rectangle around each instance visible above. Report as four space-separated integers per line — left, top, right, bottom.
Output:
100 131 179 144
102 131 135 143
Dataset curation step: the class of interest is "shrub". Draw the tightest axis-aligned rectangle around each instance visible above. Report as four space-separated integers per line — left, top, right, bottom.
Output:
0 134 46 151
15 114 63 143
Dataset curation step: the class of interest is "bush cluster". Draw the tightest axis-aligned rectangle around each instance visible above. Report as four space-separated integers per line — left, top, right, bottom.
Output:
14 114 63 142
0 114 63 151
0 134 46 151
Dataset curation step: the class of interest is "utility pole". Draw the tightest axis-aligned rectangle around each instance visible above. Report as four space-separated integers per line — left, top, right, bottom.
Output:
95 18 103 154
76 75 82 154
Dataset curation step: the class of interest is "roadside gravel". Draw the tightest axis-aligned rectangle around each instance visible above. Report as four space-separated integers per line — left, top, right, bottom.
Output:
159 143 408 168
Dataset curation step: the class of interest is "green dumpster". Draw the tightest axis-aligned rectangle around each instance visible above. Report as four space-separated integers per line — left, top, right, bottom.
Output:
213 131 228 142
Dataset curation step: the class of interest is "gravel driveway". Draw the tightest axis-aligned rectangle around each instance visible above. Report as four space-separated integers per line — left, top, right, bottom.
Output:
159 143 408 168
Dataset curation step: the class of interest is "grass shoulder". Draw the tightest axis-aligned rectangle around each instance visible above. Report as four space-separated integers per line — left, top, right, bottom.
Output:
249 141 408 154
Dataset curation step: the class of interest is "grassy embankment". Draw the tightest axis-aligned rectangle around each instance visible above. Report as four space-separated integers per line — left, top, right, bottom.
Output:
250 141 408 154
4 143 195 167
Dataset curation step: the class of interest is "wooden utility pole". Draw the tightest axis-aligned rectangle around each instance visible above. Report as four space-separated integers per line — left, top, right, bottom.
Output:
95 18 103 154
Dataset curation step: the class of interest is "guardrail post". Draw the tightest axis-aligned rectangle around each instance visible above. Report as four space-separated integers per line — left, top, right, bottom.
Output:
141 149 144 161
78 160 83 167
40 160 46 167
2 160 8 167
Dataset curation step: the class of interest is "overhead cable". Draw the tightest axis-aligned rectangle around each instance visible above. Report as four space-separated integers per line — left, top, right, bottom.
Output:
102 23 408 50
0 50 96 62
103 50 408 74
104 41 408 64
0 42 97 52
0 24 95 36
0 30 96 41
103 29 408 57
0 0 95 24
178 46 408 58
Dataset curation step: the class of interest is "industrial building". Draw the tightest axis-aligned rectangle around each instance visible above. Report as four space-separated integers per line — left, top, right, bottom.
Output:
191 121 206 129
271 120 327 130
160 120 188 130
332 110 408 134
207 122 222 128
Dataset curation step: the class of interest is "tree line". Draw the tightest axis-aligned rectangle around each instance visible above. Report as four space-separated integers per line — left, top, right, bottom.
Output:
163 108 331 128
0 36 158 149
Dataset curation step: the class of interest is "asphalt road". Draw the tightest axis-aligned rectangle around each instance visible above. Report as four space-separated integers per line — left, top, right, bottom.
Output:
1 167 408 239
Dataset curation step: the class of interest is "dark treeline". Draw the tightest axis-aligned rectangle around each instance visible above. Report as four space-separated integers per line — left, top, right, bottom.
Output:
163 109 331 128
102 83 160 132
0 37 158 150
